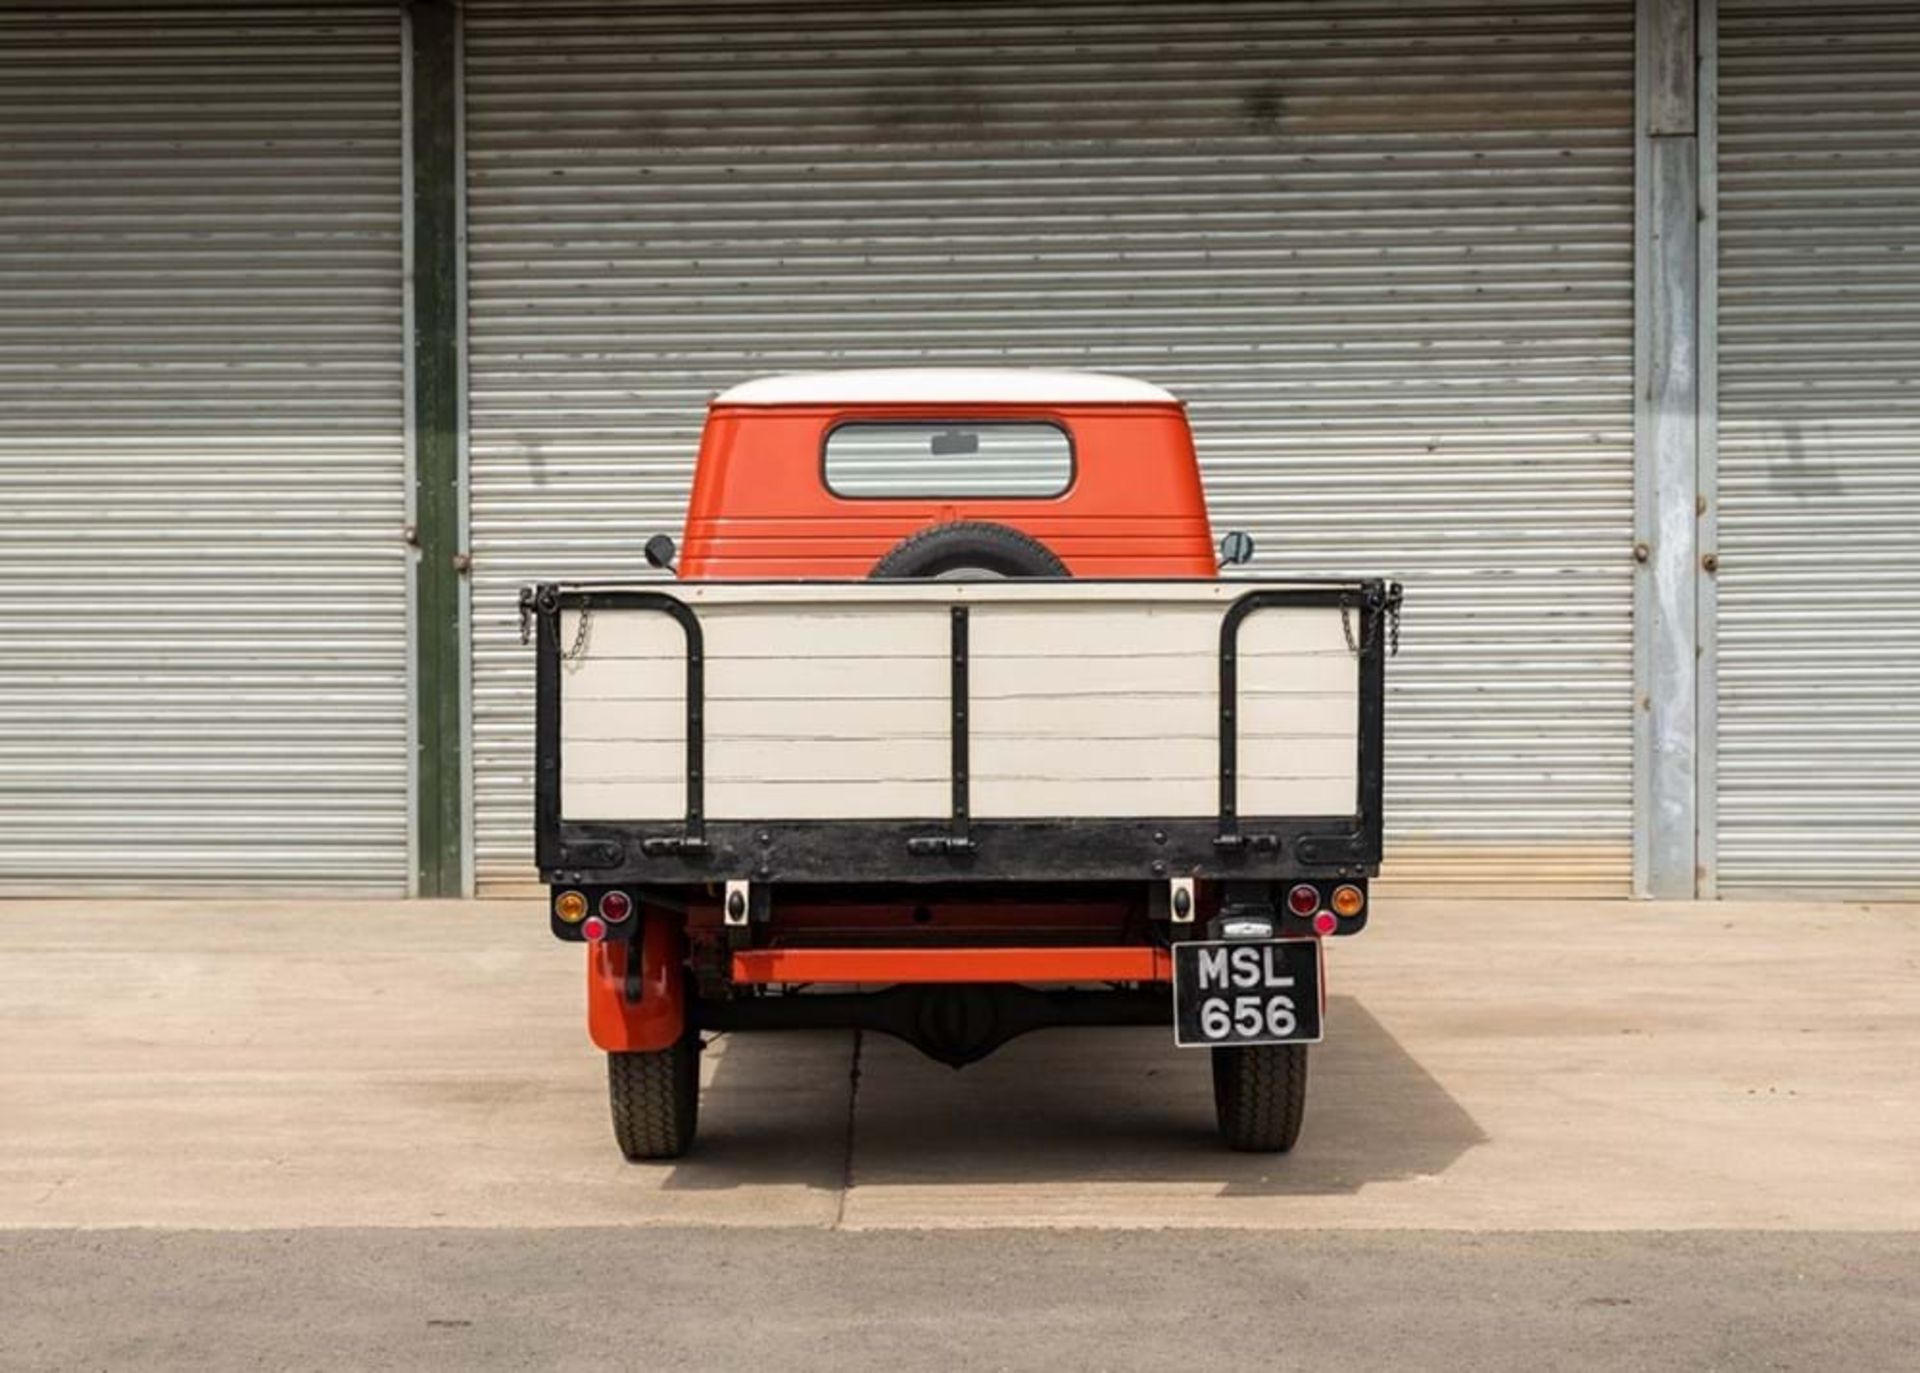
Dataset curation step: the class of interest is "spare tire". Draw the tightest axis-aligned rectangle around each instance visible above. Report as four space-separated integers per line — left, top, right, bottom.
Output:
869 521 1070 580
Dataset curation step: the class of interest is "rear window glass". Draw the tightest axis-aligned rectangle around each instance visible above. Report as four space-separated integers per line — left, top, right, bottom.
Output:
823 422 1073 498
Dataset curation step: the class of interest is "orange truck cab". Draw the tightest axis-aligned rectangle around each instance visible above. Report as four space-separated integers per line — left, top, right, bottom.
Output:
522 369 1401 1160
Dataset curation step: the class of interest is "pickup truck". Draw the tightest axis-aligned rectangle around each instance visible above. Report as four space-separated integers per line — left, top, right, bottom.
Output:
521 369 1400 1160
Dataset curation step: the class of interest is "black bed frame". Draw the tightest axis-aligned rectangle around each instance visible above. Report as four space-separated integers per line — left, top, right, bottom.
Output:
527 579 1400 889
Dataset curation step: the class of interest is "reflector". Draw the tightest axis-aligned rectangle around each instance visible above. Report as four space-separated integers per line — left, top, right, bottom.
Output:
581 916 608 942
1312 911 1338 936
599 890 634 923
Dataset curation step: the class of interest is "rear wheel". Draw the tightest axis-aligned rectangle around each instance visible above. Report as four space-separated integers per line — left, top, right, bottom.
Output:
1211 1043 1308 1152
608 1027 700 1160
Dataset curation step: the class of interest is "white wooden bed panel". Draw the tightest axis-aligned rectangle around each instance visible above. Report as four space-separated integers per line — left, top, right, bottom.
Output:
978 777 1216 817
972 734 1356 818
562 686 687 744
1237 689 1356 737
1233 605 1350 658
698 604 950 661
707 776 949 820
702 604 951 816
701 696 944 739
970 693 1214 740
973 774 1358 822
703 736 949 780
559 605 949 665
969 653 1215 698
967 601 1356 819
563 778 685 819
1238 773 1359 817
567 742 948 823
967 602 1225 658
559 608 688 663
559 593 1362 823
706 655 950 702
559 612 687 820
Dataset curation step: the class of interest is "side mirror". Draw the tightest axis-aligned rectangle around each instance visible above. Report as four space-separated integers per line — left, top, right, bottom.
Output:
644 533 678 571
1218 530 1256 567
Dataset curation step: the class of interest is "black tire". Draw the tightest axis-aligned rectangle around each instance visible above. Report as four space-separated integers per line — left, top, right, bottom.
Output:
608 1031 700 1161
1211 1043 1308 1152
869 520 1070 580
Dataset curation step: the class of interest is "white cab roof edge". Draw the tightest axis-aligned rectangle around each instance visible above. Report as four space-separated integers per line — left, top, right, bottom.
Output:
713 368 1180 406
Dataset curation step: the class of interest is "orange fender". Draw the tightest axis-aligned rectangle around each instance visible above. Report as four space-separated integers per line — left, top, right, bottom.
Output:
586 916 687 1053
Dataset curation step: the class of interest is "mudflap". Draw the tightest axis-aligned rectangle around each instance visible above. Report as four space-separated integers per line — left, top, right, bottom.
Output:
586 915 686 1053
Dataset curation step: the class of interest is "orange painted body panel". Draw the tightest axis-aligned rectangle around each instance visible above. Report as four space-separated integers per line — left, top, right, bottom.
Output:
678 402 1218 579
733 945 1174 986
586 916 687 1053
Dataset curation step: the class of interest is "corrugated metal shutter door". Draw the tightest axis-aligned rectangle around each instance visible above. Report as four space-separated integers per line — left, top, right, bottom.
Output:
1714 2 1920 894
0 4 410 892
465 0 1635 894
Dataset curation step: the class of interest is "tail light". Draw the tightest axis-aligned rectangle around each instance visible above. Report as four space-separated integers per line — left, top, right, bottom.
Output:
581 915 609 942
599 890 634 923
554 890 588 924
1312 911 1338 936
1286 883 1320 917
1331 884 1366 918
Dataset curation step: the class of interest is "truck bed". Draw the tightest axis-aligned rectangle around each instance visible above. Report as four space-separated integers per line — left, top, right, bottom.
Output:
528 578 1396 886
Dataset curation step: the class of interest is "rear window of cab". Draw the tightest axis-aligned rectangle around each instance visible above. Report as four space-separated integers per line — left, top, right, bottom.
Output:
823 420 1073 498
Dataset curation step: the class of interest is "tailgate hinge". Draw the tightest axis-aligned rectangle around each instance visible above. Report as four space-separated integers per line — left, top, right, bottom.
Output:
559 840 624 869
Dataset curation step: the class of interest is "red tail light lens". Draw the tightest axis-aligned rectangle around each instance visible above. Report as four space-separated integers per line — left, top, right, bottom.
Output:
581 916 608 942
1287 883 1320 917
1312 911 1338 936
599 890 633 923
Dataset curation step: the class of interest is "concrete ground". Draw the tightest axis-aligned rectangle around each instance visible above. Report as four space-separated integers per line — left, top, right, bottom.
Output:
2 896 1917 1367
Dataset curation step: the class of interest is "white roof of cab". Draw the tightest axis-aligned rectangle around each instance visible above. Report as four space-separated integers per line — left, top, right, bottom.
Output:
714 368 1178 406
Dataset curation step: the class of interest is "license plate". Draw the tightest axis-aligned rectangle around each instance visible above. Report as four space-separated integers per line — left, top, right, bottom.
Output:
1172 938 1323 1048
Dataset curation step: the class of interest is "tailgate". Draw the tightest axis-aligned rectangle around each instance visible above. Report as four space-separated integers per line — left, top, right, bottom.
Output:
528 578 1397 884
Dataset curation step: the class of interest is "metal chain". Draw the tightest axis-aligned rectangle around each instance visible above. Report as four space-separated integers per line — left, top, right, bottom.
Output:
517 587 593 659
562 607 592 661
1341 599 1362 655
1341 595 1404 658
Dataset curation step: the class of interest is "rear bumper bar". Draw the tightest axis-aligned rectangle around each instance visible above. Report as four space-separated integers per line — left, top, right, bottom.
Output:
731 944 1174 986
547 818 1376 886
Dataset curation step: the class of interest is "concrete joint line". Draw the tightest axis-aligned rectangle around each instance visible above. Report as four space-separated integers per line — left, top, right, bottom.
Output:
833 1029 864 1229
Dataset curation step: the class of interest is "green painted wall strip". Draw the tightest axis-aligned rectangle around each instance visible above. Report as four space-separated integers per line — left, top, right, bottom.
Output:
409 0 463 896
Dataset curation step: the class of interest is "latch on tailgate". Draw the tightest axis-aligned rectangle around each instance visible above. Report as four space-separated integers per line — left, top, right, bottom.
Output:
640 834 709 857
906 834 978 857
